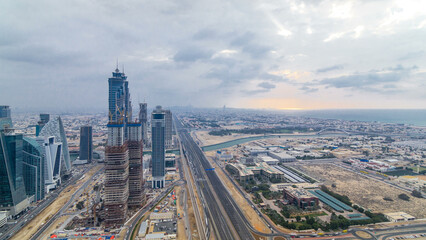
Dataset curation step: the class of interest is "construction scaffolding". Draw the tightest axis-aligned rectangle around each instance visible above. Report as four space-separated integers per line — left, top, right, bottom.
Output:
127 122 145 207
104 143 129 227
128 140 145 207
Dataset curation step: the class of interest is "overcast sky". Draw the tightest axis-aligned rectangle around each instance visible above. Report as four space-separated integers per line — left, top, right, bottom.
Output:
1 0 426 111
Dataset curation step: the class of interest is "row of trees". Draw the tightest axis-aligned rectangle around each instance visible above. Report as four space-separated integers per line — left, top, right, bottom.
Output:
264 207 388 231
320 185 352 206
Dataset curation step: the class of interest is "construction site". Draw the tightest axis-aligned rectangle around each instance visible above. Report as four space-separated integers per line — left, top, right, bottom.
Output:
104 142 130 227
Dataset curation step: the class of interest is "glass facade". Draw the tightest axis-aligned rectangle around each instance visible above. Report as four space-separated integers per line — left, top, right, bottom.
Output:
38 116 71 171
0 106 12 131
22 137 45 201
0 131 27 214
151 106 165 188
79 126 93 162
0 106 11 118
36 113 50 136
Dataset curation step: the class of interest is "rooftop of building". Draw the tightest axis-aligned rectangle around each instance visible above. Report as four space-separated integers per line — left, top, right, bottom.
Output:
283 186 315 199
385 212 416 219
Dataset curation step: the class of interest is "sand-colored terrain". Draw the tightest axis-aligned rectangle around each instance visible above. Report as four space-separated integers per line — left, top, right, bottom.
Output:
12 164 102 240
187 189 200 240
301 164 426 218
193 131 258 146
205 155 271 234
175 185 187 240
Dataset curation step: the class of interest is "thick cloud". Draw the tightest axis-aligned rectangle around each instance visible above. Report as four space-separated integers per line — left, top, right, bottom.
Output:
1 0 425 111
316 65 417 94
258 82 276 90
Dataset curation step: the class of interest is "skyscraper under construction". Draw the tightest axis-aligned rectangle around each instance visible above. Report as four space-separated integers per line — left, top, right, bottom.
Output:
104 66 144 227
139 103 148 147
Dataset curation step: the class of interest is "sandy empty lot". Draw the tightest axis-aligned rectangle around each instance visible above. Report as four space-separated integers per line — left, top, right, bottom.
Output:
301 164 426 218
193 131 257 146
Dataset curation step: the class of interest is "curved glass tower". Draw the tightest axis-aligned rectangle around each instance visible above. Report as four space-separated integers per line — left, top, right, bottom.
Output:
39 116 71 171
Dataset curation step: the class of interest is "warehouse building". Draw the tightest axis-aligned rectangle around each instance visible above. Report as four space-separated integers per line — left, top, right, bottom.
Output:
268 151 296 162
227 162 284 182
384 212 415 222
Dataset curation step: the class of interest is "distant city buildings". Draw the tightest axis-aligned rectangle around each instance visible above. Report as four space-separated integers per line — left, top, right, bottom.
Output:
151 106 166 189
79 125 93 163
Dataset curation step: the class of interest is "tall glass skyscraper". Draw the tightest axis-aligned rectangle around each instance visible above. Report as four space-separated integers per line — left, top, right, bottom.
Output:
151 106 165 189
164 109 172 149
22 137 45 201
108 68 132 124
36 113 50 136
0 106 12 131
0 112 30 216
38 116 71 172
138 103 148 146
105 66 143 226
0 106 11 118
79 126 93 163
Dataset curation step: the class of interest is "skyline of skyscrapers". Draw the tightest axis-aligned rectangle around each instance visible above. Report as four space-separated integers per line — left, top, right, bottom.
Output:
151 106 165 189
79 125 93 163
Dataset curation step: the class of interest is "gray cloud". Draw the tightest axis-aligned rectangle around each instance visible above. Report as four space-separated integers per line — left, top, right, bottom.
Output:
242 44 272 58
397 51 425 61
316 65 344 73
193 29 217 40
316 65 416 93
173 48 213 62
299 86 319 93
258 82 276 89
230 32 255 47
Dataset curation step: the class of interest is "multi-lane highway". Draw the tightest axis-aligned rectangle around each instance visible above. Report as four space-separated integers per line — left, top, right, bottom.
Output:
175 117 254 240
178 134 206 239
